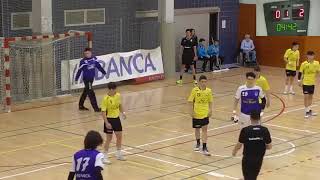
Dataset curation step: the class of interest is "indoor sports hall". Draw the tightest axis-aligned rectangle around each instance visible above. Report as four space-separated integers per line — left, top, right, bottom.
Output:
0 0 320 180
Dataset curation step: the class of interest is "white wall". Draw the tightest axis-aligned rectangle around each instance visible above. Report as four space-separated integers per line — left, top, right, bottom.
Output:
255 0 320 36
174 13 210 67
307 0 320 35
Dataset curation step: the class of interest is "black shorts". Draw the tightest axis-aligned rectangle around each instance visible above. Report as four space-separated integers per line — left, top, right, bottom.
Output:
286 70 296 77
192 117 209 128
260 97 267 110
303 85 315 95
182 50 195 65
104 117 122 134
242 157 264 180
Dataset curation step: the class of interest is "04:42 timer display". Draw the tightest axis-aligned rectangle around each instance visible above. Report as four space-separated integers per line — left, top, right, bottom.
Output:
264 0 310 36
276 23 297 32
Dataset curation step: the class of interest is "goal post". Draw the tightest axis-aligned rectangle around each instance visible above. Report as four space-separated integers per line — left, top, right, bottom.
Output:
1 31 92 112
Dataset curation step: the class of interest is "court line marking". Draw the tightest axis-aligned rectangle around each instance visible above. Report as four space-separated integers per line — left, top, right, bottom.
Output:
0 116 184 156
126 115 184 128
0 123 238 180
126 160 205 180
265 137 296 159
146 125 186 134
123 150 240 180
0 163 68 180
0 137 80 156
264 105 318 134
265 124 317 134
0 103 311 179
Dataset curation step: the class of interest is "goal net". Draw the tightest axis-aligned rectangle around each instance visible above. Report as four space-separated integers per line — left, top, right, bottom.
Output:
0 31 92 112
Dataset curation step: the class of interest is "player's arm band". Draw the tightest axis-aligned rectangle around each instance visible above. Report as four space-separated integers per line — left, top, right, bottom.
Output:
298 72 302 81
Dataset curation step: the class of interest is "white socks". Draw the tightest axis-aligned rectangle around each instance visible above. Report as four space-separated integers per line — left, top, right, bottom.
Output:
305 107 310 113
289 86 294 92
285 85 294 93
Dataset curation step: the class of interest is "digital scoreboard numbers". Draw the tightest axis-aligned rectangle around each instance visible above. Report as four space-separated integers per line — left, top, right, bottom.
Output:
264 0 310 36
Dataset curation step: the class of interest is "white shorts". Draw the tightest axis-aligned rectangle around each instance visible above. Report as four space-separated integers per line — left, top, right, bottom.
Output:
239 113 251 128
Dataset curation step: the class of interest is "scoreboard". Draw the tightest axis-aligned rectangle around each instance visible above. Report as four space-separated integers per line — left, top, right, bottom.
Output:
264 0 310 36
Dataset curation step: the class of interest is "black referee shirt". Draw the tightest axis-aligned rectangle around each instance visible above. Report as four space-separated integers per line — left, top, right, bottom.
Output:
192 35 198 46
239 125 272 158
181 37 197 51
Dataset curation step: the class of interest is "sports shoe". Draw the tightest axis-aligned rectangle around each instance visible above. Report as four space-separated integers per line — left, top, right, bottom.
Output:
176 80 183 85
304 112 310 118
94 108 101 112
231 115 239 123
194 144 200 151
289 91 295 95
102 154 112 164
201 148 211 156
309 110 317 116
79 106 89 111
116 151 126 161
283 91 288 95
193 80 198 85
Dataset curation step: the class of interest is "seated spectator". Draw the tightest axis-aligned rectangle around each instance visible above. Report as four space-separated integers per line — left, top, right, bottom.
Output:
208 40 224 69
197 38 212 72
240 34 256 62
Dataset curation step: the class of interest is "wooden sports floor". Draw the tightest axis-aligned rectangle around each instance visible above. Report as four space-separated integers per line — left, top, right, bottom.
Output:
0 66 320 180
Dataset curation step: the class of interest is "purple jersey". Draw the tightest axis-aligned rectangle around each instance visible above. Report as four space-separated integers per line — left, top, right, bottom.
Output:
71 149 104 180
235 85 265 115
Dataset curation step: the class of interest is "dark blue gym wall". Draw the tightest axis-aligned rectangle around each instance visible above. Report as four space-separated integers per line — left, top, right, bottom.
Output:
52 0 141 55
0 0 33 37
135 0 240 64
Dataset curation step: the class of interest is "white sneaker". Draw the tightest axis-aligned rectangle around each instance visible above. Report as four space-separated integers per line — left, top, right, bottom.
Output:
116 151 126 161
102 155 112 164
260 111 264 116
231 115 239 123
283 91 288 95
194 144 200 151
309 110 317 116
201 148 211 156
193 80 198 86
289 91 295 95
304 112 310 119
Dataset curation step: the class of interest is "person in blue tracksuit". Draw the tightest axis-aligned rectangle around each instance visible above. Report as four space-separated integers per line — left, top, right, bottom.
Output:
207 40 224 69
75 48 107 112
197 39 212 72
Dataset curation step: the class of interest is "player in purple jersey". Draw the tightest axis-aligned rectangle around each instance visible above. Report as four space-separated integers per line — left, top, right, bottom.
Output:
68 131 104 180
233 72 266 127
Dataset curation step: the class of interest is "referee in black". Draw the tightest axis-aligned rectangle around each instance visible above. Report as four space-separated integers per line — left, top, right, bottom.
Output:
232 110 272 180
176 29 198 85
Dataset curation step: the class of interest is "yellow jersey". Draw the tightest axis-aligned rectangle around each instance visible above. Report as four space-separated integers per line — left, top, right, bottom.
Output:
299 60 320 85
188 87 213 119
256 75 270 92
101 93 121 118
284 49 300 71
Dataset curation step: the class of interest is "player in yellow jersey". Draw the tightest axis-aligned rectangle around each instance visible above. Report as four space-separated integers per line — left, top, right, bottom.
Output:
283 42 300 94
188 75 213 156
254 66 270 116
101 82 126 164
298 51 320 118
